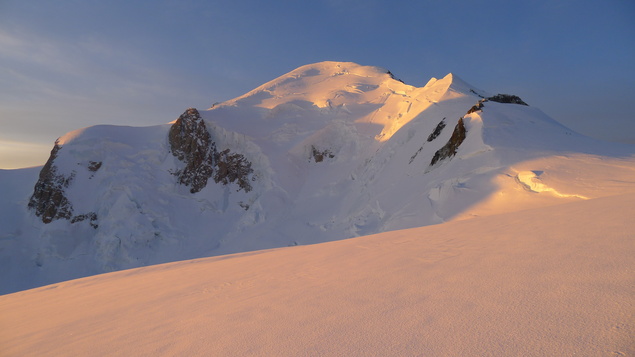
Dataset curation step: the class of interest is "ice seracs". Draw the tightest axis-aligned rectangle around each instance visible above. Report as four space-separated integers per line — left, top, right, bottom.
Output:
1 61 635 294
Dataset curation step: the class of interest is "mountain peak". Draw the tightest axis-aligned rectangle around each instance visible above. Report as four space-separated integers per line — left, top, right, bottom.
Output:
222 61 404 109
423 73 486 99
3 61 635 294
287 61 391 78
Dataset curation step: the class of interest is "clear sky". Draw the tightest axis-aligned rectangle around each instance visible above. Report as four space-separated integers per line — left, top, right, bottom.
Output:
1 0 634 169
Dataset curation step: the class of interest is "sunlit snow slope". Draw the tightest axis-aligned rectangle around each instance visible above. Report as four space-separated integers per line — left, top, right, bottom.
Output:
1 61 635 293
1 193 633 356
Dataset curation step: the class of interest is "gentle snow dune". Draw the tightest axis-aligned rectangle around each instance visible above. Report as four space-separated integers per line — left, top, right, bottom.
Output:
2 194 634 356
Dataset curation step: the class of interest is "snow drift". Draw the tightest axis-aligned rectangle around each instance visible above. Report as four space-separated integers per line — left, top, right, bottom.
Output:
2 193 633 356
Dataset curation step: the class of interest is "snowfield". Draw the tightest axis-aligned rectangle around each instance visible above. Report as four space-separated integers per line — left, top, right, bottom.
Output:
1 193 633 356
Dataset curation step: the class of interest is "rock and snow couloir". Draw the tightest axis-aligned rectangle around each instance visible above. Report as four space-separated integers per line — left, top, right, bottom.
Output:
2 61 635 294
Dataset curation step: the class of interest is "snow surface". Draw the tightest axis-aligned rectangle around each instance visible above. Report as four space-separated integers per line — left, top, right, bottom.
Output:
1 61 635 294
1 193 633 356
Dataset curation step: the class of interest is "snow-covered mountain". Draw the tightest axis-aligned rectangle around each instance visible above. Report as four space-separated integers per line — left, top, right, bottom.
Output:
2 61 635 294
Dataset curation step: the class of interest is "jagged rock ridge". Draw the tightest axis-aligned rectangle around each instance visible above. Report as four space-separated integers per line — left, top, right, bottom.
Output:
28 143 74 223
431 93 528 166
169 108 217 193
28 107 256 226
427 118 447 142
468 93 529 114
488 94 528 105
28 143 100 227
169 108 254 193
430 118 467 166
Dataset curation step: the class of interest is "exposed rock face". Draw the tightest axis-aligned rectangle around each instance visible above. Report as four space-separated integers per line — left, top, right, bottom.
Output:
410 118 448 164
28 143 75 224
488 94 528 105
430 118 467 167
311 146 335 163
28 143 100 227
427 119 446 142
426 92 525 168
70 212 98 229
214 149 253 192
386 70 405 83
169 108 216 193
169 108 254 193
467 94 528 115
88 161 102 172
466 101 485 114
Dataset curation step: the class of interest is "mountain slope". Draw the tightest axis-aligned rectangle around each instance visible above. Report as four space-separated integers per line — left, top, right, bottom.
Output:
1 61 635 293
2 193 633 356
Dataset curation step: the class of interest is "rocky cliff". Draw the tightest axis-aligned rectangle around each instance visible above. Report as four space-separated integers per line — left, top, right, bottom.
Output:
28 143 74 223
169 108 254 193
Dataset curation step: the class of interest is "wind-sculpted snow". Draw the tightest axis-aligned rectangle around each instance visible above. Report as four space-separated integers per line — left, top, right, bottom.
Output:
2 61 635 294
515 170 589 199
2 193 634 356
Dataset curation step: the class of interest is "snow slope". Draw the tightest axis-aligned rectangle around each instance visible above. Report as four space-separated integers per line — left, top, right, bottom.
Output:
1 61 635 294
2 193 633 356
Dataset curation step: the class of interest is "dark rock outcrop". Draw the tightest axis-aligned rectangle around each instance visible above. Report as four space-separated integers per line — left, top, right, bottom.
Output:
169 108 216 193
470 89 485 99
409 148 423 165
28 143 75 223
169 108 254 193
487 94 528 106
386 70 405 83
28 143 100 227
466 101 485 114
214 149 253 192
430 118 467 166
465 93 528 116
311 146 335 163
427 118 446 142
411 118 448 164
70 212 98 229
88 161 102 172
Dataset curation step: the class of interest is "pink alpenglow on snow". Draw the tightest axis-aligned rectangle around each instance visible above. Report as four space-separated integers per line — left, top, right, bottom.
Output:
1 193 634 355
1 61 635 355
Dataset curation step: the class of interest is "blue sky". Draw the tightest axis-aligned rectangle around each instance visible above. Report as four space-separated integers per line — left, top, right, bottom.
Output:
1 0 634 168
